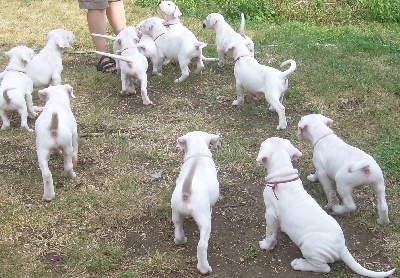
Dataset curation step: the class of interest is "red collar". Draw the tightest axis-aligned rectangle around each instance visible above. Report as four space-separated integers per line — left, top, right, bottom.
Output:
265 176 299 200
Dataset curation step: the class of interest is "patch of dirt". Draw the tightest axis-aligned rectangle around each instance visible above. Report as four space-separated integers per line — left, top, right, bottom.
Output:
124 177 393 277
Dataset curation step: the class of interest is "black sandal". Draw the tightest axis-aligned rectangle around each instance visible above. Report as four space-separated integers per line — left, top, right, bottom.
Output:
96 55 117 73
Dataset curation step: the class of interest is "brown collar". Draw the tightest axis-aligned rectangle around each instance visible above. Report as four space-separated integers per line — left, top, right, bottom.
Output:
234 55 251 63
154 32 167 41
265 176 299 200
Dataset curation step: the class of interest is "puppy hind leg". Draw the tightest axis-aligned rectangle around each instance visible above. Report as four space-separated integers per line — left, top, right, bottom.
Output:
194 55 204 74
316 173 340 211
265 96 286 130
62 145 76 179
195 213 212 274
38 150 55 201
175 61 190 83
17 106 33 132
25 91 37 118
172 210 187 245
138 75 153 105
331 184 356 215
0 110 10 130
291 258 330 273
370 180 390 225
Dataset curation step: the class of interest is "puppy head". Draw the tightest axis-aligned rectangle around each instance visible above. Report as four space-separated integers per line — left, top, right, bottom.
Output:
139 17 162 35
157 1 181 20
297 114 333 142
38 84 75 102
256 137 302 167
5 45 35 65
203 13 223 30
46 29 75 48
177 131 221 152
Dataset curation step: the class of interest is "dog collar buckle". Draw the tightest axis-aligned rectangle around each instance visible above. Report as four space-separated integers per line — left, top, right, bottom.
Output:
265 176 299 200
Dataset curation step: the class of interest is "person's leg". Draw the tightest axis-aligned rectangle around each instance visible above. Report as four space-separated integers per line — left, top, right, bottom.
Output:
106 0 127 35
87 9 107 60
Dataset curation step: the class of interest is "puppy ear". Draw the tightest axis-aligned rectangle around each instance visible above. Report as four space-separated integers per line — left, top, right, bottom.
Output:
20 49 34 64
208 134 220 149
64 84 75 99
174 6 182 17
209 14 219 26
283 139 302 162
256 149 268 166
177 135 187 150
318 114 334 127
38 88 48 101
297 118 308 140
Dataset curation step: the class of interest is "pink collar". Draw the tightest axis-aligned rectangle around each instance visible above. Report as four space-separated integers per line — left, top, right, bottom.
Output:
265 176 299 200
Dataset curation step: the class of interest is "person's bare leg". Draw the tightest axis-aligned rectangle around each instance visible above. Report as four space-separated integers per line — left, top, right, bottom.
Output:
106 0 126 35
87 9 107 60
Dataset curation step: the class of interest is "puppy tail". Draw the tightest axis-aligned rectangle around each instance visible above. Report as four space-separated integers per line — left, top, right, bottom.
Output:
340 247 396 277
201 55 219 62
95 51 134 64
91 33 117 41
182 159 198 202
2 88 15 105
348 159 371 174
239 13 246 37
49 113 58 138
280 59 297 77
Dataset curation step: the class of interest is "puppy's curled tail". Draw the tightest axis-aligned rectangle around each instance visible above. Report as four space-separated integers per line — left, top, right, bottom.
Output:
49 113 58 138
182 159 198 203
340 246 395 277
280 59 297 77
2 88 14 105
239 13 246 37
348 159 371 175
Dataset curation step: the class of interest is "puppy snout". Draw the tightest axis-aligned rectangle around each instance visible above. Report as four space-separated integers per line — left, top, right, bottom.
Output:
157 2 161 6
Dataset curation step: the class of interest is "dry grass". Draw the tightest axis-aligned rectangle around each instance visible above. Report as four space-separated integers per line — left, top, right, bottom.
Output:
0 1 399 277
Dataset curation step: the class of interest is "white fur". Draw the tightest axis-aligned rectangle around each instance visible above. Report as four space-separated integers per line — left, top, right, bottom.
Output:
0 46 37 131
298 114 390 226
95 28 152 105
256 137 395 277
35 84 78 201
202 12 254 66
139 17 207 83
26 29 75 88
228 42 296 130
171 131 220 275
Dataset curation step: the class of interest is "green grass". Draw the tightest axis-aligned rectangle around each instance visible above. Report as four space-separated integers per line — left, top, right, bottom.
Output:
0 0 399 277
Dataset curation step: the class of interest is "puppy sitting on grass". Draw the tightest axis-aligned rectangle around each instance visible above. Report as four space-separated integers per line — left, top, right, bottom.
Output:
171 131 220 275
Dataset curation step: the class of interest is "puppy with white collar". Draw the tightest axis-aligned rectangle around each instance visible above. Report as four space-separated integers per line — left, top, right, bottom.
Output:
203 12 254 66
140 17 207 82
256 137 395 277
35 84 78 201
26 28 75 88
298 114 390 225
171 131 220 275
0 45 37 132
228 42 296 130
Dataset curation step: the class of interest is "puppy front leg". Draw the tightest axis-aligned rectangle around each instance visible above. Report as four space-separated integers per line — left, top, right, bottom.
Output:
232 81 245 106
316 172 339 210
217 48 225 67
259 207 279 250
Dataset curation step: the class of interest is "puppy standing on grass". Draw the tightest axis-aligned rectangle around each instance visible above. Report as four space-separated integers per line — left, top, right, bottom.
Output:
0 45 37 132
256 137 395 277
171 131 220 275
139 17 208 83
203 12 254 66
35 84 78 201
298 114 390 225
228 42 296 130
26 28 75 88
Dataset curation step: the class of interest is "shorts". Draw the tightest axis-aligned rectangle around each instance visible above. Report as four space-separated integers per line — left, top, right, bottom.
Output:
79 0 121 10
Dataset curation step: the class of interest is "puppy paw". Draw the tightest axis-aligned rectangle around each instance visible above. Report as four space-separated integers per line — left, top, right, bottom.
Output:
174 236 187 245
276 123 287 130
28 112 38 119
259 239 276 250
307 173 319 182
197 263 212 275
42 192 55 202
377 218 390 226
291 258 304 270
142 100 153 106
232 99 243 106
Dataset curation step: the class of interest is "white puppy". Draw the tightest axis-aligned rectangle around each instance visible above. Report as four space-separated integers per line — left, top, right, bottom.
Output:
35 84 78 201
95 29 152 105
26 28 75 88
203 12 254 66
298 114 390 226
256 137 395 277
140 17 207 82
228 42 296 130
171 131 220 275
0 46 37 131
